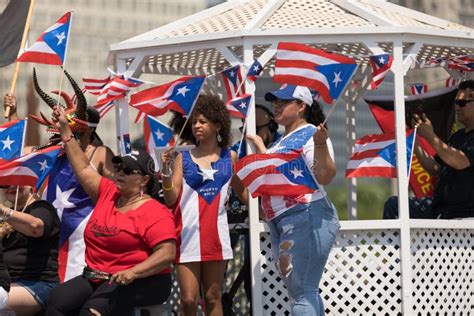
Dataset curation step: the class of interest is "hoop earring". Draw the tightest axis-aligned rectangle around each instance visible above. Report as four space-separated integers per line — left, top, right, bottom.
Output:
216 131 222 143
140 186 144 197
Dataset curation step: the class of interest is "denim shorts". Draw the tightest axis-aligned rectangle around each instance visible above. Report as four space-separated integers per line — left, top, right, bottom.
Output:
14 279 58 309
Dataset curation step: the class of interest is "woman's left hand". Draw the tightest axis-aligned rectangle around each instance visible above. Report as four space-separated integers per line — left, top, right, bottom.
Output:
313 123 328 145
110 269 137 286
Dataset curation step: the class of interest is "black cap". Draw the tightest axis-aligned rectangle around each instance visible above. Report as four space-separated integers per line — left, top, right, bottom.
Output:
112 149 155 176
86 107 103 145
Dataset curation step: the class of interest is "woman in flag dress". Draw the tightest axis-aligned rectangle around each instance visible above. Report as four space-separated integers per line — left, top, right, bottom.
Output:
247 84 340 316
162 95 247 316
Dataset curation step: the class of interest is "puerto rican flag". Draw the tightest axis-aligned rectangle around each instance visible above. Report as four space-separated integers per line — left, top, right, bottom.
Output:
93 101 115 118
226 94 252 119
44 155 94 282
0 120 27 164
346 130 416 178
274 42 357 104
235 151 318 198
17 12 72 65
369 53 393 90
130 76 205 116
0 146 61 190
144 115 175 151
96 75 144 106
246 59 264 82
410 83 428 95
447 55 474 72
82 76 111 95
221 65 245 100
445 77 458 88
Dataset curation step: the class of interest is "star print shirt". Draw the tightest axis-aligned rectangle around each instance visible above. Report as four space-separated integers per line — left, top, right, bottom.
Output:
173 149 233 263
84 177 176 275
262 124 335 221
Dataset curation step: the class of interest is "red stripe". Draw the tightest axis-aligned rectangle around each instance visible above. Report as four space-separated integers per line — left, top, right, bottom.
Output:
57 241 69 283
173 192 183 262
198 194 223 261
253 183 315 197
17 51 62 65
0 175 37 187
234 152 298 172
346 166 396 178
240 165 279 187
278 42 356 64
275 59 320 70
56 12 71 24
350 149 385 160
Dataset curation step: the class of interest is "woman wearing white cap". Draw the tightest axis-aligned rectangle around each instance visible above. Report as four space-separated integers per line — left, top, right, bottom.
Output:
247 84 340 315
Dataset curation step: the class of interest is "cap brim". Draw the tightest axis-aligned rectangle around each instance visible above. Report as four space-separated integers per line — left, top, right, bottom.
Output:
264 90 294 102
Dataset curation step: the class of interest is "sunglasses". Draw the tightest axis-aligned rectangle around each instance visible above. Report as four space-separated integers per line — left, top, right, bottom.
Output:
454 99 473 108
113 164 143 176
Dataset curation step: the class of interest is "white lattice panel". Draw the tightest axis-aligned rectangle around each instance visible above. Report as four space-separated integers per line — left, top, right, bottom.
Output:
260 229 402 315
166 234 250 316
411 229 473 314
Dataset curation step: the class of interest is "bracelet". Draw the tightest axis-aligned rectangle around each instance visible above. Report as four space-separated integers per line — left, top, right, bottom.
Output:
61 135 73 144
314 143 327 148
162 181 173 191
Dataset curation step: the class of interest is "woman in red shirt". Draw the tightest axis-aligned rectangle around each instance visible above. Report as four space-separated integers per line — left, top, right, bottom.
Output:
46 106 176 316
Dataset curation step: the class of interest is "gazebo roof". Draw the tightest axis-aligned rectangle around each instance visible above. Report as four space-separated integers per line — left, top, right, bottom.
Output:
109 0 474 76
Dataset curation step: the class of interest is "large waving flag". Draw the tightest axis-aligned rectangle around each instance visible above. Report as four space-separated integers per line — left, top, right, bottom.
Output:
17 11 72 65
226 94 252 119
96 75 144 106
274 42 357 104
346 130 415 178
0 0 31 68
0 145 61 190
130 76 205 116
235 151 318 198
0 120 27 164
221 65 245 100
369 53 393 90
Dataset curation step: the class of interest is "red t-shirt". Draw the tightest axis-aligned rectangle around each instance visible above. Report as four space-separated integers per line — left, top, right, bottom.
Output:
84 177 176 275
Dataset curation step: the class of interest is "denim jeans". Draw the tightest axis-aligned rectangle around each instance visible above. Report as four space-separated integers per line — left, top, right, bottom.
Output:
267 198 340 315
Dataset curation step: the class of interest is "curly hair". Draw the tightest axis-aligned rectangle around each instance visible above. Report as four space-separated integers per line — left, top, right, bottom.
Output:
304 100 327 129
168 111 196 145
191 94 231 148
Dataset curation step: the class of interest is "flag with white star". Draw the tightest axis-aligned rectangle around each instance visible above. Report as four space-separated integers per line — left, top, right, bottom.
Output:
130 76 205 116
0 119 27 163
226 94 252 119
221 65 245 100
274 42 357 104
369 53 393 90
17 11 72 65
144 115 175 164
246 59 264 82
235 150 319 198
0 145 61 190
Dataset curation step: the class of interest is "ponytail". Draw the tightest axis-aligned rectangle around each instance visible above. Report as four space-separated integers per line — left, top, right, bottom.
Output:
304 100 327 129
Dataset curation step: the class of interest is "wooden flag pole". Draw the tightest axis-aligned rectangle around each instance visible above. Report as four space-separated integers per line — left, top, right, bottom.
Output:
4 0 37 118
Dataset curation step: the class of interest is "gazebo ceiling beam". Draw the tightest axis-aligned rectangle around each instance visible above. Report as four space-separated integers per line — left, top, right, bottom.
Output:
402 43 423 75
216 46 242 66
243 0 285 30
332 0 394 27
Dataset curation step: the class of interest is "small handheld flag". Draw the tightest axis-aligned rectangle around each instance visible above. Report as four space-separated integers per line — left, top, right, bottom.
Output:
226 94 252 119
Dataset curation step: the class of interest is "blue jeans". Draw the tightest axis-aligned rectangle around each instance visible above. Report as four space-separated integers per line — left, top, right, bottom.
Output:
267 198 340 315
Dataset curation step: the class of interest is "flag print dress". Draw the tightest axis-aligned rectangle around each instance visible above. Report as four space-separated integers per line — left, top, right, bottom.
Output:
173 149 233 263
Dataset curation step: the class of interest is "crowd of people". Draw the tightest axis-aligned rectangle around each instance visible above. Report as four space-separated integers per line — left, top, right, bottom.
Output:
0 76 472 316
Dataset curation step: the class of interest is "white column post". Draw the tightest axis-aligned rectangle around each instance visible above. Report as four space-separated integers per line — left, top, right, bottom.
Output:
392 38 413 315
242 40 263 315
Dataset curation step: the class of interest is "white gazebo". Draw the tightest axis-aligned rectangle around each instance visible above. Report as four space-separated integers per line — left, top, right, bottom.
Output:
109 0 474 314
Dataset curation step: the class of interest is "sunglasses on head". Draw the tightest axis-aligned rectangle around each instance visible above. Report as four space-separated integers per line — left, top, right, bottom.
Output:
454 99 473 108
113 164 143 176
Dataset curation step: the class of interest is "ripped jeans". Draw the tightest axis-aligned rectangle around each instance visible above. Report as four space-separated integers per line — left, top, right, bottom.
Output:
267 198 340 316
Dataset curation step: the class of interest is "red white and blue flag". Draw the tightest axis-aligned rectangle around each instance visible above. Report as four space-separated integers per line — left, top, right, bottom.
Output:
235 151 318 198
144 115 175 150
410 83 428 95
447 55 474 72
0 145 61 190
96 75 144 106
82 76 111 95
130 76 205 116
93 101 115 118
445 77 458 88
369 53 393 90
346 130 416 178
17 11 72 65
226 94 252 119
246 59 264 82
274 42 357 104
221 65 245 100
44 155 93 281
0 120 27 164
